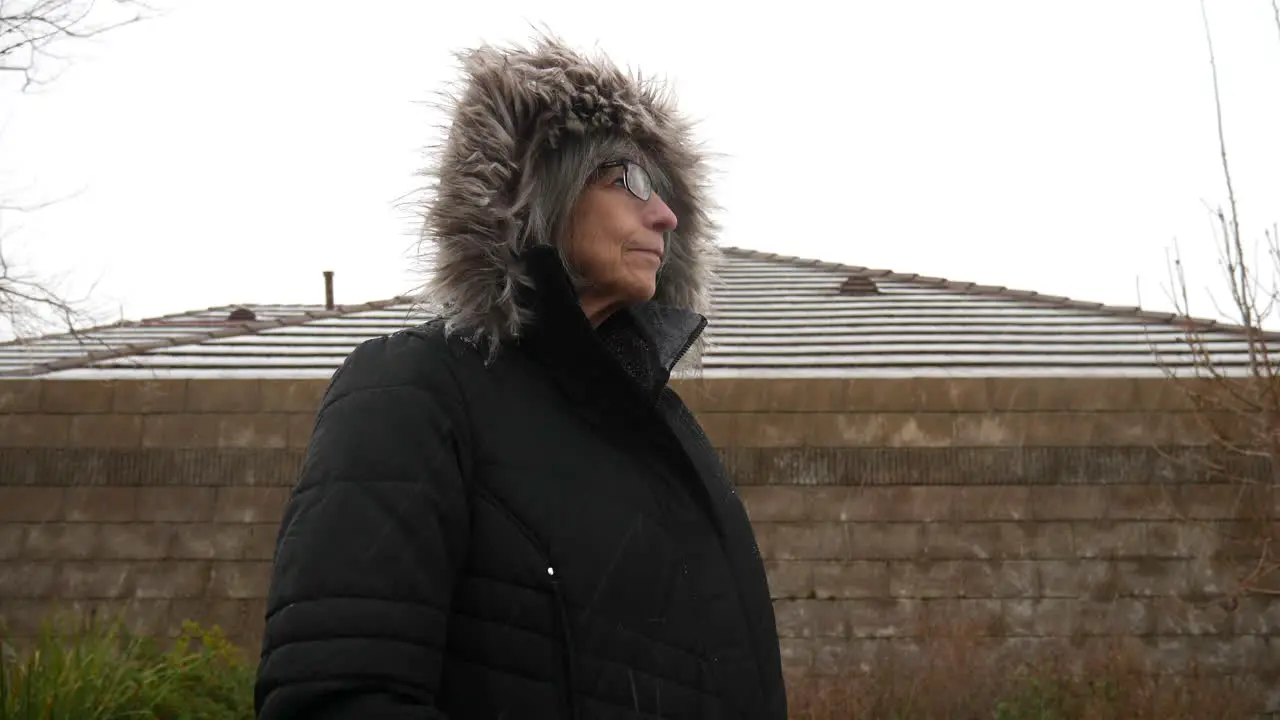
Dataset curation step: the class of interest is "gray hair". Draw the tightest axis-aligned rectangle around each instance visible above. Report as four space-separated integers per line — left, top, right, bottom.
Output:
517 132 673 294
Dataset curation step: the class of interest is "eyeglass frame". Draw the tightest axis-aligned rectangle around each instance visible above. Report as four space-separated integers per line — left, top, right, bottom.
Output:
596 159 654 202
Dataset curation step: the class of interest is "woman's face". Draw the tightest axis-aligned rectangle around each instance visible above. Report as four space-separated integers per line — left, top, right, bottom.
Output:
565 160 678 326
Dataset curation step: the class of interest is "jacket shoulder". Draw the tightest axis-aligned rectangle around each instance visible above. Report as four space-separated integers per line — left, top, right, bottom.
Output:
321 320 470 413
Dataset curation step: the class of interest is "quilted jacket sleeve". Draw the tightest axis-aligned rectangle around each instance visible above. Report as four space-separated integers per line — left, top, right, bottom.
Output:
255 331 471 719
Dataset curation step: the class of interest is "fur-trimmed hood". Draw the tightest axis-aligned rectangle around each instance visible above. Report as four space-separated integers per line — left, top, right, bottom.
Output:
416 33 719 359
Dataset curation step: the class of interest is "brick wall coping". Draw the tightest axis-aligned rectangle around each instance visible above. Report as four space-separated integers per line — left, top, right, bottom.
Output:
0 376 1261 415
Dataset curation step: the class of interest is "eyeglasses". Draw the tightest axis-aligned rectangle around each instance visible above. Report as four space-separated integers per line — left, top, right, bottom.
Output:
597 159 654 202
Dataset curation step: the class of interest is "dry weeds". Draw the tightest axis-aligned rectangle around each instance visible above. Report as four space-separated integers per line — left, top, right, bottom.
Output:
785 620 1268 719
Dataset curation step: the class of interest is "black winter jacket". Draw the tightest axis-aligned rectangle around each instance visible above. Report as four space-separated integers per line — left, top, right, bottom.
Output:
255 248 787 719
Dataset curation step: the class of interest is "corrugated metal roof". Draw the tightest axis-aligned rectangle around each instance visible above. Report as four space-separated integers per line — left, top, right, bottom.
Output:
1 247 1271 379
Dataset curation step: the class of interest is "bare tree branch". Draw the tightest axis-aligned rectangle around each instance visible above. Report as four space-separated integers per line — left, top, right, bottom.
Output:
1148 2 1280 606
0 0 152 349
0 0 154 91
0 207 105 339
1200 2 1242 263
1273 0 1280 46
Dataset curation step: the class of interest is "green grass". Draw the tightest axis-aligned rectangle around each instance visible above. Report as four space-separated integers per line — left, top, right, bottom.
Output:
0 612 254 720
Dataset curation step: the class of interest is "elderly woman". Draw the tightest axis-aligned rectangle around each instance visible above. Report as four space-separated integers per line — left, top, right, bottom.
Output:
254 35 786 720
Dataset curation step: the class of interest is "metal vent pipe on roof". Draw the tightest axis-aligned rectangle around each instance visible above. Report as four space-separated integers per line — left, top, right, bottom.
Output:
323 271 335 310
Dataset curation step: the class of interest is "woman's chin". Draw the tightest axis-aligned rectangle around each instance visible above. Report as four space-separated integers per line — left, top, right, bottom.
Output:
626 279 659 305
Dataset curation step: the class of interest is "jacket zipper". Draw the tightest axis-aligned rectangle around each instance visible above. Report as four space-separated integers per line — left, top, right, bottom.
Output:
663 316 707 378
545 566 580 720
475 488 580 720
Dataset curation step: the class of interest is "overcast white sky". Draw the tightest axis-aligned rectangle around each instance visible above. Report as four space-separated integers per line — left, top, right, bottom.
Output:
2 1 1279 336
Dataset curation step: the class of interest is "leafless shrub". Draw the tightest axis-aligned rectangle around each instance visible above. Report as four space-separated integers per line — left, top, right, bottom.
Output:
1148 0 1280 606
787 614 1262 719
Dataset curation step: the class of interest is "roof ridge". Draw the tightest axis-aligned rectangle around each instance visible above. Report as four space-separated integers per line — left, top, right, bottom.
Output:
718 245 1272 339
0 295 418 378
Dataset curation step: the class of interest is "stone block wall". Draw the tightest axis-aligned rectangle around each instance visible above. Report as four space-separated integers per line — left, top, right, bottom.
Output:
0 378 313 649
0 376 1277 703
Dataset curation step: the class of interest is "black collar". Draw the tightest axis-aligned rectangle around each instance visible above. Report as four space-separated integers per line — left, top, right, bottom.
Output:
515 246 707 407
515 247 732 547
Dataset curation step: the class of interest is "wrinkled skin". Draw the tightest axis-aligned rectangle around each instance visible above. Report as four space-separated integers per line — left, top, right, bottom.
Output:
566 162 679 326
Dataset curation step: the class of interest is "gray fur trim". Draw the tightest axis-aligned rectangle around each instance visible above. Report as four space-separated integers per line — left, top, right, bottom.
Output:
414 32 720 360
